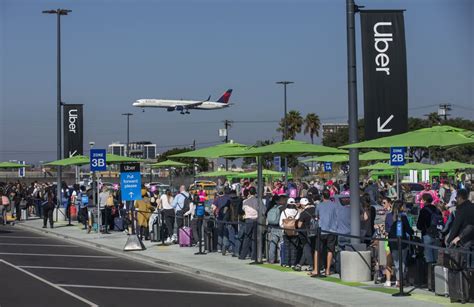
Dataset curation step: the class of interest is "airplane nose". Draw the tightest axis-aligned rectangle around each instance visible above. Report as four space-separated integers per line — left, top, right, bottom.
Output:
132 100 140 106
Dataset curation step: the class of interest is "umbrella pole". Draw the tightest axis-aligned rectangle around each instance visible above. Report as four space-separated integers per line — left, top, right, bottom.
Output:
256 156 264 264
396 167 400 200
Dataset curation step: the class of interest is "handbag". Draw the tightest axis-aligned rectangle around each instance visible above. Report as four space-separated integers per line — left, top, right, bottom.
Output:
282 211 297 237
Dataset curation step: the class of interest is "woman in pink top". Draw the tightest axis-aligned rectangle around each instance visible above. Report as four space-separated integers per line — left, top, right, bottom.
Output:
416 183 440 209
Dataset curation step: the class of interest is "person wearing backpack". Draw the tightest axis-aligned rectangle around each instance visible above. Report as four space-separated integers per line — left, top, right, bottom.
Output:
416 193 443 263
279 198 300 268
172 185 191 243
266 195 286 264
293 198 315 271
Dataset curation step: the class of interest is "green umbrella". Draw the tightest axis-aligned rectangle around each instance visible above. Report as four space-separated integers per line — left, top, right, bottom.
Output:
223 140 347 158
106 154 146 164
341 125 474 149
236 169 285 178
44 155 90 166
149 160 188 168
0 161 31 168
197 170 242 177
302 154 349 163
360 162 394 170
170 142 249 159
359 150 390 161
371 169 410 176
433 161 474 171
398 162 439 170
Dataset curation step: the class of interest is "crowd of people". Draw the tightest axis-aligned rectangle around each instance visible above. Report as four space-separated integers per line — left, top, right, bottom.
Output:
1 176 473 288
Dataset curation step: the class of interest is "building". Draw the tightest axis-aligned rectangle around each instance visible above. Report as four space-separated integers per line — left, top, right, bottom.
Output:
108 141 156 160
322 123 348 137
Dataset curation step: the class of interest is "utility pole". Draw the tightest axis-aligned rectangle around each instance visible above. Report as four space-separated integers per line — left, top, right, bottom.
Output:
42 8 71 210
122 113 133 156
438 104 452 121
223 120 233 170
346 0 361 244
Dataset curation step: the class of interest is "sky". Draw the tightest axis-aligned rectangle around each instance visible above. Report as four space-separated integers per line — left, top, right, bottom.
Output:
1 0 473 163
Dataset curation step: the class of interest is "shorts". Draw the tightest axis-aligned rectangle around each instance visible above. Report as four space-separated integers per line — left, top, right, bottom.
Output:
317 234 337 253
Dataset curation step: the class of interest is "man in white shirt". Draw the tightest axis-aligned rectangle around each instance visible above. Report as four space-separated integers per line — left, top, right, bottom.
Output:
239 187 259 260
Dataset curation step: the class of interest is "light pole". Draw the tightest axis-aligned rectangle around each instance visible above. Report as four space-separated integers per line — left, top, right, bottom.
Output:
43 8 71 210
122 113 133 157
276 81 294 183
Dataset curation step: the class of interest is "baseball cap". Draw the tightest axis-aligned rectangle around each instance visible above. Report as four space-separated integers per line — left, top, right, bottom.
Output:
300 198 310 205
287 198 296 205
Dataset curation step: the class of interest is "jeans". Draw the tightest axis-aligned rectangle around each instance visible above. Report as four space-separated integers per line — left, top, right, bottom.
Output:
391 248 408 281
162 209 175 239
227 224 237 254
422 235 438 263
234 222 245 257
240 219 257 260
268 227 283 263
217 221 229 252
43 205 54 227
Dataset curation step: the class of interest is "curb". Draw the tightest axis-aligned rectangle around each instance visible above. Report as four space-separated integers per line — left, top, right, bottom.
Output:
17 224 341 307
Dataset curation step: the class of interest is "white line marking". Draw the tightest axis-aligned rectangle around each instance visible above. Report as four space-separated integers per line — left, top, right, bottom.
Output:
0 236 50 239
0 243 78 247
0 252 115 258
0 259 98 307
19 266 173 274
58 284 251 297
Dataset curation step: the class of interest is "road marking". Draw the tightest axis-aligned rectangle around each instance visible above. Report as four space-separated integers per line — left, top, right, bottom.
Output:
0 236 50 239
0 259 98 307
0 252 115 258
0 243 78 247
58 284 252 297
20 266 173 274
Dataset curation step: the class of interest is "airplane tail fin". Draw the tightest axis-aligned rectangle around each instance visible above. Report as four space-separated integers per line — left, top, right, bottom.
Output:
216 89 233 104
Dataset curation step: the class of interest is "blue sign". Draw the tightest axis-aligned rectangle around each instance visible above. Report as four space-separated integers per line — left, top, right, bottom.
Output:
120 172 142 201
18 161 26 177
324 162 333 172
90 149 107 172
390 147 406 166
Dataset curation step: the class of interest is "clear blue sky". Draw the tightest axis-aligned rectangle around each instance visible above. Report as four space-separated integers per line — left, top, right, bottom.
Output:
1 0 473 163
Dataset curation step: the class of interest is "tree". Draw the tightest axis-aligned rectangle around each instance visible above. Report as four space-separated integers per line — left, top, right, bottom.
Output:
277 110 304 140
303 113 321 144
425 112 442 126
157 147 209 173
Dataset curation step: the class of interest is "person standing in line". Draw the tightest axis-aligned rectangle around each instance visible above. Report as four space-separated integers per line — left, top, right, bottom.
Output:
42 192 55 229
160 189 175 244
294 198 315 271
134 189 154 240
172 185 191 242
416 193 443 263
239 187 259 260
279 198 300 268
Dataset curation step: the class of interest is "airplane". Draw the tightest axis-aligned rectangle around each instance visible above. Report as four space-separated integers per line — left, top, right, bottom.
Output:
132 89 233 114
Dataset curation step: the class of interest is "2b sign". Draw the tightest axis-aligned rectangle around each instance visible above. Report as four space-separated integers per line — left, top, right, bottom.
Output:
390 147 406 166
90 149 107 172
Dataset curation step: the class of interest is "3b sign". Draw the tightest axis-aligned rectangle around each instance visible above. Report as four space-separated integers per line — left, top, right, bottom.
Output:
390 147 406 166
90 149 107 172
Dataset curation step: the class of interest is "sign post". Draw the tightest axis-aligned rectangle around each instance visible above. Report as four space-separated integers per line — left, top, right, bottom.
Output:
90 149 106 233
120 163 145 251
323 162 333 173
390 147 406 199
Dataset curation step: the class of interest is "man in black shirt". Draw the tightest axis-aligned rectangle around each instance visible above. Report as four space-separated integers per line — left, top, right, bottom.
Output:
416 193 442 263
294 198 316 271
447 189 474 246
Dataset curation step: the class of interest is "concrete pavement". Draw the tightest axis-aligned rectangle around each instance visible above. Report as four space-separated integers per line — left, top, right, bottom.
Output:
15 219 453 307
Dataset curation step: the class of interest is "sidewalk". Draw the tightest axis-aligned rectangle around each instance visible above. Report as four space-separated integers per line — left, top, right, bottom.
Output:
16 219 454 307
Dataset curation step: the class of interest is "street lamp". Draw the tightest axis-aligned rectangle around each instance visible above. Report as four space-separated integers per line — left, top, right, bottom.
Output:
122 113 133 157
276 81 294 183
43 8 71 210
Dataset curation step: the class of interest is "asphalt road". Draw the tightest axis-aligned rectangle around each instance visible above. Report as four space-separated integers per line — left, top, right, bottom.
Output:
0 226 292 307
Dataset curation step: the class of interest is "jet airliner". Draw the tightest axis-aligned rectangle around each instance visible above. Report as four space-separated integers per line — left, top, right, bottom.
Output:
132 89 233 114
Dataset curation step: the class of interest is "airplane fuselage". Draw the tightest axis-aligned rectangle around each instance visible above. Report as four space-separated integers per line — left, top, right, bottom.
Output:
133 99 229 110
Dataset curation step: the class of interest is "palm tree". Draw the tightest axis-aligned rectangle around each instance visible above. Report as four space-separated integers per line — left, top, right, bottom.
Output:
303 113 321 144
277 110 304 140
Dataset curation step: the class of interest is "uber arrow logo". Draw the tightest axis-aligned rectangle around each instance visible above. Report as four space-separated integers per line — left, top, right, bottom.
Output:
377 115 394 133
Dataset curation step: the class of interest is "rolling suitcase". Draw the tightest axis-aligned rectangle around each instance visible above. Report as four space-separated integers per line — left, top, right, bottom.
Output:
427 263 436 292
179 226 192 247
434 265 449 297
150 218 161 242
407 256 427 287
448 269 470 303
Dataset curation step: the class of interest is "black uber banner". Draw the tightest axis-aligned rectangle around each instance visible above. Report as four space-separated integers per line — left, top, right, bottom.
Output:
63 104 83 157
360 10 408 140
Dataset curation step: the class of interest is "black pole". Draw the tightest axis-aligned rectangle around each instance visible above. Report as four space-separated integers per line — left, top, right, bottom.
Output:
224 120 231 171
192 140 196 183
346 0 361 244
276 81 294 184
122 113 133 157
56 11 62 213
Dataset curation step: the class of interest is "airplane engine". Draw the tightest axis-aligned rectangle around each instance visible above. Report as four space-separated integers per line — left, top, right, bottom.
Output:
176 106 184 111
167 107 176 112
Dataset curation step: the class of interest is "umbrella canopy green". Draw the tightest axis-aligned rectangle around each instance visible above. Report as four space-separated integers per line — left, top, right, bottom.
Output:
341 125 474 149
236 169 285 178
44 155 89 166
371 169 410 176
149 160 188 168
433 161 474 171
360 162 394 170
359 150 390 161
170 142 249 159
106 154 146 164
398 162 439 170
302 154 349 163
197 170 242 177
0 162 31 168
222 140 347 158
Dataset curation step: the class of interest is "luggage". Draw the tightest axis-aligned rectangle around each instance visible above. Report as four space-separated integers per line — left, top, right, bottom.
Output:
179 226 192 247
434 265 449 297
448 269 470 303
21 209 27 220
70 204 77 220
114 217 125 231
150 219 161 242
427 263 436 292
407 256 427 287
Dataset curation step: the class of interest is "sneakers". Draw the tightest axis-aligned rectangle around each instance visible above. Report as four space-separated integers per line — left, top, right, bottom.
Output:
384 281 392 287
292 265 302 272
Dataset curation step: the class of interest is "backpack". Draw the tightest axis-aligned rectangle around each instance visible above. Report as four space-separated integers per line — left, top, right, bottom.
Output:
282 210 297 236
267 205 281 225
426 206 444 238
180 193 191 212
